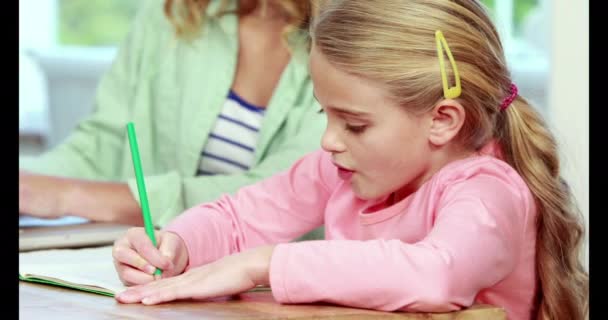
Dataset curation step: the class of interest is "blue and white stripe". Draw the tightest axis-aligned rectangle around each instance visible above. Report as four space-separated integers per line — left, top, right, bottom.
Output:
197 90 265 175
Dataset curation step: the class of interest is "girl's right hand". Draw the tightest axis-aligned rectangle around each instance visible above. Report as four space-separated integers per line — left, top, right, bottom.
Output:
112 227 189 286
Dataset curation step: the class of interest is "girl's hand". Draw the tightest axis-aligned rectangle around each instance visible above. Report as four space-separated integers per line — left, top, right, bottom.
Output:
112 227 189 286
115 245 275 305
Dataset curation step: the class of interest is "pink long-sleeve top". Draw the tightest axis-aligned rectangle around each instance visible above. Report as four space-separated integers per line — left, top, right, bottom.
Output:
164 148 538 319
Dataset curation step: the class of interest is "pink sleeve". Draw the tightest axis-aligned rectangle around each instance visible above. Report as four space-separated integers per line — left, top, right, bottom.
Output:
269 175 531 312
163 149 336 269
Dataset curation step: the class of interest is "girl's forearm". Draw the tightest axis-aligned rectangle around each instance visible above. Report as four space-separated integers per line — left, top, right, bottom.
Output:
248 245 275 287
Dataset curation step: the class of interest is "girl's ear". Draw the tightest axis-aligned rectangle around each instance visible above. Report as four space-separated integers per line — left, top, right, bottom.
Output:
428 99 466 146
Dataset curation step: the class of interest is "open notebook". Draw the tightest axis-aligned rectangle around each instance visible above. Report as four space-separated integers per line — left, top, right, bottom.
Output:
19 246 271 297
19 246 124 296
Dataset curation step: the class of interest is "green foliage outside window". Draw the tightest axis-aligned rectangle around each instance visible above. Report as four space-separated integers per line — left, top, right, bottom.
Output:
58 0 141 46
479 0 539 35
59 0 538 46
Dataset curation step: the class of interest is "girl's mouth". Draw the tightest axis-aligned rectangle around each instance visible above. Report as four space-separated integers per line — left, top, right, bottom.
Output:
334 163 355 180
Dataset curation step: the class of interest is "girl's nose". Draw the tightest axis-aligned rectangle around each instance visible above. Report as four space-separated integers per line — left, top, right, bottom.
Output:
321 126 346 153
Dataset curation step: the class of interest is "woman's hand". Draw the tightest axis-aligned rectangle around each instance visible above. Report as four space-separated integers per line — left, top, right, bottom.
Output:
115 245 275 305
19 170 143 224
113 227 190 286
19 171 70 218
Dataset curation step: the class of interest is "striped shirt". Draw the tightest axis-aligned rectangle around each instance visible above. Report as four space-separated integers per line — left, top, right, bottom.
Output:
197 90 265 175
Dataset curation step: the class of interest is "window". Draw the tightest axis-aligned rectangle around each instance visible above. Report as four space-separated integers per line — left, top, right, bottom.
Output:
479 0 548 59
479 0 550 115
19 0 143 148
480 0 539 36
19 0 141 50
58 0 142 47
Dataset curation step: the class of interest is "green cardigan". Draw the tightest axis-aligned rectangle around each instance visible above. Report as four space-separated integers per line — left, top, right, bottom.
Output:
19 0 326 227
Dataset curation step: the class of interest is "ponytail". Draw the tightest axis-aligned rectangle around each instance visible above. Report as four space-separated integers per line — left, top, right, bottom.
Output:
496 97 588 320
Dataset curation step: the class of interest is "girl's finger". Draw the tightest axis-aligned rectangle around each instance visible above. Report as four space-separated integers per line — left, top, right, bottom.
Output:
116 277 180 304
112 244 157 274
141 286 182 305
128 229 172 271
115 283 145 303
115 263 155 286
157 233 185 277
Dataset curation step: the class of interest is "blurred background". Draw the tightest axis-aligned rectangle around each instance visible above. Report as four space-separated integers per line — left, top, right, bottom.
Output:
19 0 588 267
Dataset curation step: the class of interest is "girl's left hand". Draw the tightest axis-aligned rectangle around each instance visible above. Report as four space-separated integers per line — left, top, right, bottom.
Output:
115 245 275 305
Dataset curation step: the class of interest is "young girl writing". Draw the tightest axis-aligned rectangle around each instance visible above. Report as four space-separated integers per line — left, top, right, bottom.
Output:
112 0 588 319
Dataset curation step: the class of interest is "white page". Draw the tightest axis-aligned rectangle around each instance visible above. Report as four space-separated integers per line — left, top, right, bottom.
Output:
19 245 126 294
19 215 89 227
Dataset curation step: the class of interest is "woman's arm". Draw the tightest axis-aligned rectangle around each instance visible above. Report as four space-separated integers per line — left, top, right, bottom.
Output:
19 171 143 225
18 0 163 223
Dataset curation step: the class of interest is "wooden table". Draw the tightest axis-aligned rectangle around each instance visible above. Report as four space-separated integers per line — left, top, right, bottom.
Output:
20 282 506 319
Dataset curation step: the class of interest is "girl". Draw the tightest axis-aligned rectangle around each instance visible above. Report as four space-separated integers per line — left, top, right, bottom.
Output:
112 0 588 319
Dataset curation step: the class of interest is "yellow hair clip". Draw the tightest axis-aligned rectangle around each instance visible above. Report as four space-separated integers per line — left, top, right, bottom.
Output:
435 30 461 99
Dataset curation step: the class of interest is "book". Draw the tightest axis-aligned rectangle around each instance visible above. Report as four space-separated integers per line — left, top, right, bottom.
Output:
20 215 89 227
19 222 132 252
19 246 124 296
19 246 271 297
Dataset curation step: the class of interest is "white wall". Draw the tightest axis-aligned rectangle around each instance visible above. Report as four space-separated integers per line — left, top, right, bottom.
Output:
19 53 50 136
19 0 56 51
548 1 589 269
19 0 114 148
19 0 56 141
30 47 115 147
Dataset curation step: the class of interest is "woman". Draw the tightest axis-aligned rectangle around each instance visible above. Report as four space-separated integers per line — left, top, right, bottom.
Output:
19 0 325 233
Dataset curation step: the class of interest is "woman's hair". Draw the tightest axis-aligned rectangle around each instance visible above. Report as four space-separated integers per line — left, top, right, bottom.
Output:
311 0 588 319
163 0 311 41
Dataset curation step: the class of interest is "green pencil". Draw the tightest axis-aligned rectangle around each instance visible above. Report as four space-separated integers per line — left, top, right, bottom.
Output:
126 122 162 276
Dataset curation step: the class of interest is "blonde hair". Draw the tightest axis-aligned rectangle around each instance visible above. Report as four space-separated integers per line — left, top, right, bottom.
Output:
311 1 588 319
163 0 311 41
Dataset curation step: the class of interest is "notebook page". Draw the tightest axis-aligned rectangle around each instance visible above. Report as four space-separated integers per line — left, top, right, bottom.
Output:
19 245 126 294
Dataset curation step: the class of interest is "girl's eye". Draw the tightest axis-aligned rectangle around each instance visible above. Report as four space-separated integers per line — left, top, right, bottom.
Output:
345 124 367 134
